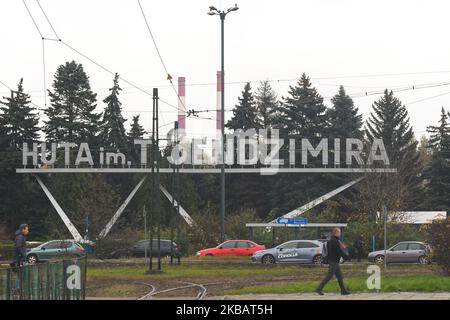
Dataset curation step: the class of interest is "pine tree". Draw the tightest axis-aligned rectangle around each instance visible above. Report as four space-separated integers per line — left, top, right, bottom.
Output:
100 73 127 150
325 86 364 218
127 115 146 164
366 89 417 163
269 74 330 214
328 86 363 139
275 73 327 138
255 80 278 129
427 107 450 152
226 83 261 131
421 108 450 211
0 80 48 237
44 61 100 144
0 78 40 148
128 115 146 142
364 89 421 211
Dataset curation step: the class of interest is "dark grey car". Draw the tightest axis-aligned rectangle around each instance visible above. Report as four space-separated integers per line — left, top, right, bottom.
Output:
109 239 180 258
368 241 430 264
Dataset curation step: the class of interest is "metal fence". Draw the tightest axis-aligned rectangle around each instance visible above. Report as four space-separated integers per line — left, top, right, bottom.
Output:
0 256 87 300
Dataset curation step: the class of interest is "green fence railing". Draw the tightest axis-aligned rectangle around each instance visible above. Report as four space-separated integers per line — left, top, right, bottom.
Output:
0 256 87 300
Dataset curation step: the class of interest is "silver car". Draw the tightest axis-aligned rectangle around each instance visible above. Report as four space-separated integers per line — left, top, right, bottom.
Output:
368 241 430 264
251 240 324 264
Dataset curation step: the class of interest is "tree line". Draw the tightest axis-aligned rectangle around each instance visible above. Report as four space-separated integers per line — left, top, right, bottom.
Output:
0 60 448 241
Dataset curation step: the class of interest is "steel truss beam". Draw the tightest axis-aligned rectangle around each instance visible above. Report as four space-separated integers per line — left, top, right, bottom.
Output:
34 175 194 242
271 177 364 223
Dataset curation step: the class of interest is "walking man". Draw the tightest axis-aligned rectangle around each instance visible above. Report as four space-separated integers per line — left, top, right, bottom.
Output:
315 227 351 295
12 224 29 267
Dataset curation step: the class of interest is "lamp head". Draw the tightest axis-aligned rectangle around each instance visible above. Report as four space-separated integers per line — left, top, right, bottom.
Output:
227 4 239 12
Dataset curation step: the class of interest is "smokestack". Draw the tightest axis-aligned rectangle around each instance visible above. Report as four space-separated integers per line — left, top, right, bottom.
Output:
178 77 186 130
216 71 222 135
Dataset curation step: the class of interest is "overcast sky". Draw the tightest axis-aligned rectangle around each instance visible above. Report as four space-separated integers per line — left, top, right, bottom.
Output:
1 0 450 142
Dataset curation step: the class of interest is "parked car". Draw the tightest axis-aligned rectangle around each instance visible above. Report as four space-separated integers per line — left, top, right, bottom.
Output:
368 241 431 264
26 240 85 264
196 240 265 257
252 240 324 264
108 239 181 258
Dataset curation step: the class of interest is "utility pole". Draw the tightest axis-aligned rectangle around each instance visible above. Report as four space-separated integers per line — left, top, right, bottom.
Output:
208 4 239 242
176 123 181 264
148 88 161 273
143 205 147 263
384 205 387 269
170 121 178 265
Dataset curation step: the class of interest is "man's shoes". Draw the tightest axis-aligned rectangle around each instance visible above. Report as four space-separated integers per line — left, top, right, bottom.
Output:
314 289 324 296
341 291 351 295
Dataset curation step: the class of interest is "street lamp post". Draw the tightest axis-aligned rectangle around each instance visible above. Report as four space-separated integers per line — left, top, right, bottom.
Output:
208 4 239 242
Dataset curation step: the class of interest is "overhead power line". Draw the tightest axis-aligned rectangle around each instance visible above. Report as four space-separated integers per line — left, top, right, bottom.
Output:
35 0 60 40
136 0 187 114
405 91 450 106
20 0 191 130
22 0 43 38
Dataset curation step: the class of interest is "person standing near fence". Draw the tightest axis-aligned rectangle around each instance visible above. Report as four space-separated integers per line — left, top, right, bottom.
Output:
353 234 365 262
11 224 29 267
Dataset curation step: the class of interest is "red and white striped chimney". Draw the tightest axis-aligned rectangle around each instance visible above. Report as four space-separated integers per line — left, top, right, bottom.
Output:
216 71 222 136
178 76 186 130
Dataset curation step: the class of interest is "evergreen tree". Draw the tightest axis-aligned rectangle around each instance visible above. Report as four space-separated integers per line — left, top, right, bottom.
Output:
128 115 146 142
127 115 146 164
364 89 421 210
325 86 364 217
269 74 330 213
366 89 417 164
274 73 327 138
328 86 363 139
0 80 49 237
421 108 450 211
44 61 100 144
427 107 450 152
226 83 261 131
0 78 40 148
255 80 278 129
100 73 127 150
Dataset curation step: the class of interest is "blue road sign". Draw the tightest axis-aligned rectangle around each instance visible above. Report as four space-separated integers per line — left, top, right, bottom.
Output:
276 217 308 225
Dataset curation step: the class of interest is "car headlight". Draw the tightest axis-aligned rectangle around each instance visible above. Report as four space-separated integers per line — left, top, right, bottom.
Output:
196 252 201 256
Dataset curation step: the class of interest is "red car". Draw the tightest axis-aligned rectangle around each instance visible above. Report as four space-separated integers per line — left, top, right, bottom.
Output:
196 240 265 257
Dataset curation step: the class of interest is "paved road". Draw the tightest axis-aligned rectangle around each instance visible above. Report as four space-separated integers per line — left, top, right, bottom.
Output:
87 292 450 300
209 292 450 300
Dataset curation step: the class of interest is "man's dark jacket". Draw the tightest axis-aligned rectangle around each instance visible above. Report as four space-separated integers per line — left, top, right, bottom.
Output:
12 229 27 265
326 235 350 263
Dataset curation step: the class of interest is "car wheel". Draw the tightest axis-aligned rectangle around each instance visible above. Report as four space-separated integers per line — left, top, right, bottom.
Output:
418 255 429 265
205 254 213 257
27 254 38 264
313 255 324 265
261 254 275 264
374 255 385 265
